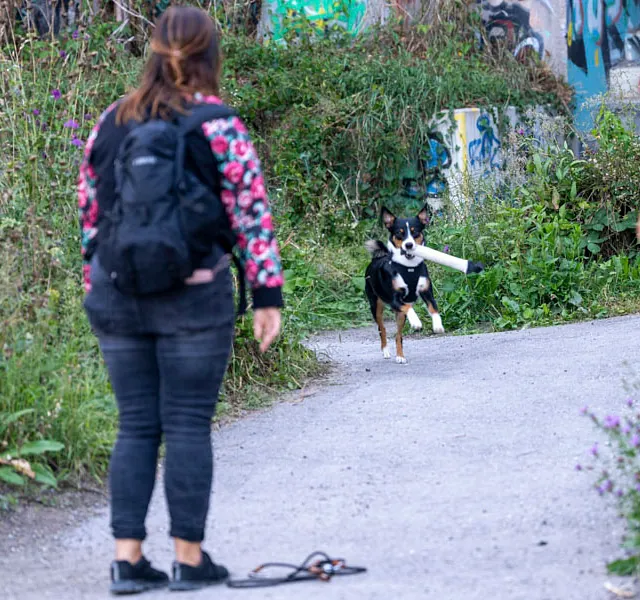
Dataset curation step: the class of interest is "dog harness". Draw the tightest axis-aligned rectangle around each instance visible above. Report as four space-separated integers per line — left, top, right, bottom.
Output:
391 260 428 303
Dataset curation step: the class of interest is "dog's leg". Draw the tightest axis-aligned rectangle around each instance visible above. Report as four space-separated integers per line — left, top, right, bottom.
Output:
395 308 408 364
420 285 444 334
375 298 390 359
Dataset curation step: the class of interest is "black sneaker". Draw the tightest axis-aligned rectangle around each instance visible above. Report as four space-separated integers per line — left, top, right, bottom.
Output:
169 551 229 591
110 556 169 595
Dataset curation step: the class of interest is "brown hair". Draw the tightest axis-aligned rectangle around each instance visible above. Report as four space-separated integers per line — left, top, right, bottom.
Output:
117 6 222 124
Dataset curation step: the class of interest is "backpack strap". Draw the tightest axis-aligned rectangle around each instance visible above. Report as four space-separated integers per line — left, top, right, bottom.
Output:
177 103 238 135
176 103 248 318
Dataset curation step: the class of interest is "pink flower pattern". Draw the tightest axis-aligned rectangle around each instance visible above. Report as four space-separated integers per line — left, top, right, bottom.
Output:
77 101 118 292
202 111 284 290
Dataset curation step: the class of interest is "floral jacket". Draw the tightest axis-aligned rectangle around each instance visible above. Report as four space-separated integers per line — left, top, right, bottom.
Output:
77 95 284 309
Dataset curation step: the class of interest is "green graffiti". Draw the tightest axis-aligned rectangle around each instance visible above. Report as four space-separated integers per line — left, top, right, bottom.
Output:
268 0 366 41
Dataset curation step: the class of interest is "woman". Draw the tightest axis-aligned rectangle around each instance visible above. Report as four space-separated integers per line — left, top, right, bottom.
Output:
78 6 283 594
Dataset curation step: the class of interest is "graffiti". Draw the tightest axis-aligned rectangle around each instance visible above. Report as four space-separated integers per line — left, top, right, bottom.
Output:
567 0 640 129
264 0 366 40
468 114 502 175
420 132 452 197
567 0 627 77
478 0 554 60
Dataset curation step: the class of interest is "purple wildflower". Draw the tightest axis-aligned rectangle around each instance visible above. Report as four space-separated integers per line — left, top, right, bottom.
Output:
603 480 614 492
63 119 80 130
443 245 450 254
617 489 625 498
84 113 93 121
71 134 84 148
59 50 67 58
590 443 599 456
517 128 525 135
51 89 61 100
623 423 632 435
575 464 583 471
72 30 79 40
32 109 40 116
631 434 640 448
603 415 621 429
627 398 634 408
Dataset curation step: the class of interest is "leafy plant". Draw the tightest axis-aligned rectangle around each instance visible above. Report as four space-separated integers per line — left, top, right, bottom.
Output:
0 409 63 488
520 108 639 259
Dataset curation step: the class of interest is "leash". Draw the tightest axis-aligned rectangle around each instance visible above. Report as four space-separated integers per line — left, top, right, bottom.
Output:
226 551 367 589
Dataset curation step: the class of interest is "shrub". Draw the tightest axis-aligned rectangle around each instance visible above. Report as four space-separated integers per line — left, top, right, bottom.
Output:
519 108 639 259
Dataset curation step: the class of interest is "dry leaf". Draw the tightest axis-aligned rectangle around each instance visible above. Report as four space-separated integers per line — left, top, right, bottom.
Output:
604 581 636 598
0 457 35 479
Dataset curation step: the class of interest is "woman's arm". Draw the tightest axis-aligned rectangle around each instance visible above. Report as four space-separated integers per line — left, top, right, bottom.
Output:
202 115 284 309
77 103 118 292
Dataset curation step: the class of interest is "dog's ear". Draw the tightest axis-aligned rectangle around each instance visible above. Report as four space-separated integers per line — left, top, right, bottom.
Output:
417 204 430 226
381 206 396 230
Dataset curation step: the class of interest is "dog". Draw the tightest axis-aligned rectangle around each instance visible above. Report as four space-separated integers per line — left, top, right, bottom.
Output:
364 204 483 364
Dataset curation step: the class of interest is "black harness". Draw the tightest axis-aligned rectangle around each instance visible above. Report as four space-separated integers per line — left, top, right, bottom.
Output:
390 259 428 303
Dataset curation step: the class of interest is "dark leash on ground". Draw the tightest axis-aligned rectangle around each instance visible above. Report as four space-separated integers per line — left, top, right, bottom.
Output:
226 551 367 589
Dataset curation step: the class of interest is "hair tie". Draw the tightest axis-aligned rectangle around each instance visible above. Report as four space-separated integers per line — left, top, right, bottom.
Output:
150 40 183 59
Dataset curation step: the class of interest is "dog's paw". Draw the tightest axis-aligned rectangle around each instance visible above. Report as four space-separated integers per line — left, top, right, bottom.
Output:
406 308 423 330
382 347 391 359
431 313 445 334
395 356 408 364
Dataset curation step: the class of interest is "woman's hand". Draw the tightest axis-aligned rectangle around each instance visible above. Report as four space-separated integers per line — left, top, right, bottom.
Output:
253 308 281 353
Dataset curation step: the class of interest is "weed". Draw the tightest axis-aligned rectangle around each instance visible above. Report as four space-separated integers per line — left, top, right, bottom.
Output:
579 378 640 576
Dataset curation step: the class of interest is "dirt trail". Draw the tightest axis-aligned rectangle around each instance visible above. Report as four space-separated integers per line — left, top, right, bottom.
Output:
2 315 640 599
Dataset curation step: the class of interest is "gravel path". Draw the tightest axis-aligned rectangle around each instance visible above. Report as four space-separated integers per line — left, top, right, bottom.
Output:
2 315 640 599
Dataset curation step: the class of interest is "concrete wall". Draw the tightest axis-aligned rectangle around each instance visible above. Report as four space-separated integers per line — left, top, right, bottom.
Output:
421 107 529 212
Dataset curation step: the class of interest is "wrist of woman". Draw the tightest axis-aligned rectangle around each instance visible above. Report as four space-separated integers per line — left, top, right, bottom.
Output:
252 286 284 310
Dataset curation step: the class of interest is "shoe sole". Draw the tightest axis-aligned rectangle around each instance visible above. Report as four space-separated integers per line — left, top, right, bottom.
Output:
110 580 169 595
169 577 228 592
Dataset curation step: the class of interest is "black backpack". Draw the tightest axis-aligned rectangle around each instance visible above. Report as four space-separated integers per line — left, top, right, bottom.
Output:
97 104 247 315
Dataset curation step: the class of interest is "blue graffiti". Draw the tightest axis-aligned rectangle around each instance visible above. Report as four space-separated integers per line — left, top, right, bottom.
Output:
567 0 640 132
468 114 502 174
420 132 452 197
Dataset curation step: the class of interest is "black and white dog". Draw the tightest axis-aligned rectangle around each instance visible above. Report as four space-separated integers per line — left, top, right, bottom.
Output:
365 205 483 364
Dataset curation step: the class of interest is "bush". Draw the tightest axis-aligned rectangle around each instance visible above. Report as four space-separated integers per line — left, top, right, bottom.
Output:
519 108 639 259
422 201 640 332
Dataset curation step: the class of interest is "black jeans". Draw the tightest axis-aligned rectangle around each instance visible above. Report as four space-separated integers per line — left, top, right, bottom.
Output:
84 253 234 542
